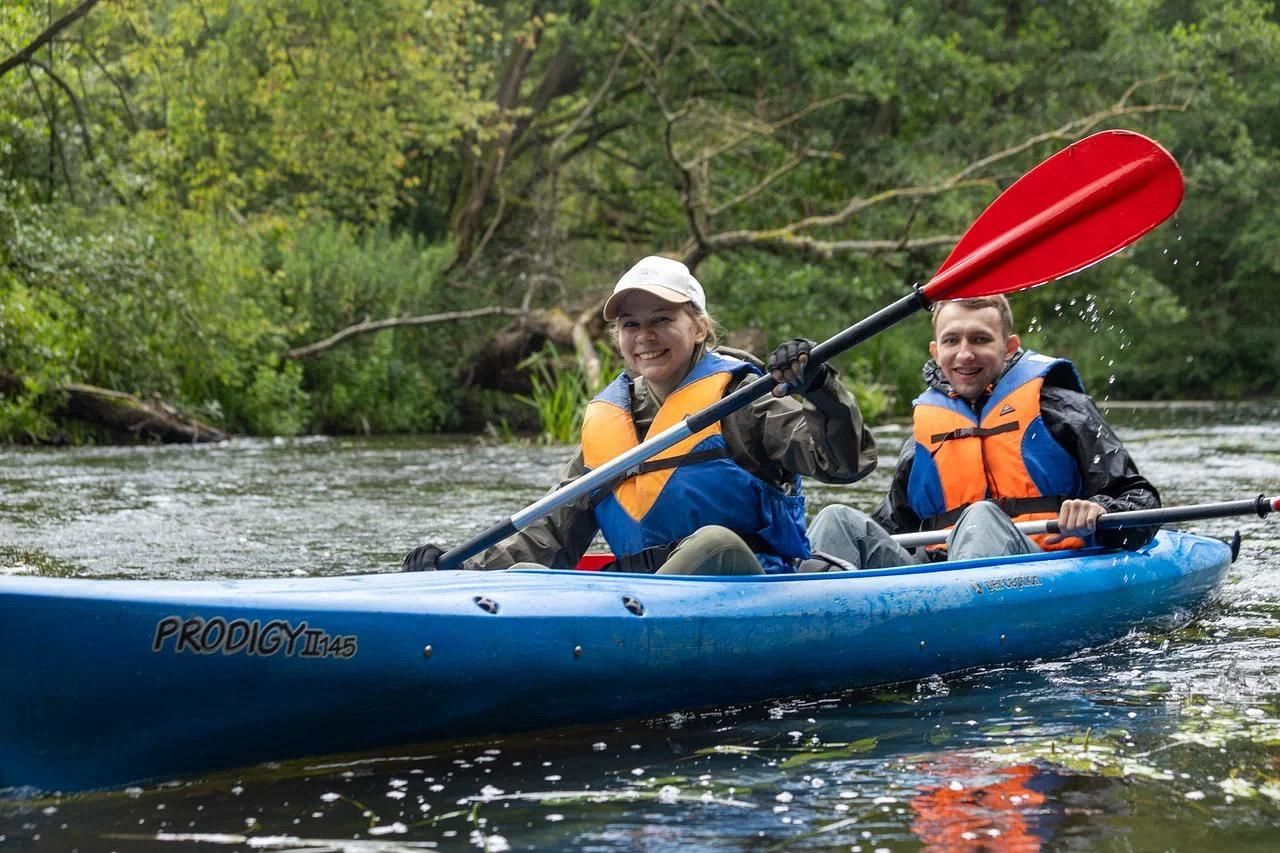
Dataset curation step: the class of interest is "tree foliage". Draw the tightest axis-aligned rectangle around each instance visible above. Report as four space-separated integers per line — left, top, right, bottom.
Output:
2 0 1278 440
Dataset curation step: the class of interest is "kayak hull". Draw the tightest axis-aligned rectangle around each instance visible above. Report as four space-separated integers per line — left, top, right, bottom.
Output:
0 530 1230 793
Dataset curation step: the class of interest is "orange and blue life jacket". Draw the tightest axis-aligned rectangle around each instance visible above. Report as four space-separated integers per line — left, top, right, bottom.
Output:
581 351 810 573
906 351 1086 551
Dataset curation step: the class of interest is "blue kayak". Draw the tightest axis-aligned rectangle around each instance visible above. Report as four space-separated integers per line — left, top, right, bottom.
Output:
0 529 1230 793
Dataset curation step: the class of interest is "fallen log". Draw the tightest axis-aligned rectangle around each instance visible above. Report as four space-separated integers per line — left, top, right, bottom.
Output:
0 370 226 443
60 384 227 443
465 306 604 392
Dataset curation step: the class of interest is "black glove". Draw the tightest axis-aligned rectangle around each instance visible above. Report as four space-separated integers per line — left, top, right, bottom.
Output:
402 543 444 572
766 337 828 396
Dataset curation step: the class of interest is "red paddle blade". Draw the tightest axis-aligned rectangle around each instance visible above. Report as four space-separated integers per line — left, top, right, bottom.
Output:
922 130 1184 301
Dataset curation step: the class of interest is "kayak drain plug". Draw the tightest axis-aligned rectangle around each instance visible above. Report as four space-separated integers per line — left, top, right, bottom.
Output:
474 596 500 614
422 645 433 658
623 596 645 616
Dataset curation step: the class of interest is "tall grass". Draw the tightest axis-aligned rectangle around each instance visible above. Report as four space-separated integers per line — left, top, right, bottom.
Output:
516 343 621 444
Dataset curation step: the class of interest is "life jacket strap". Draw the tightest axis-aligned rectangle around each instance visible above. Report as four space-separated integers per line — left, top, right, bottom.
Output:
922 495 1067 531
589 447 729 508
929 419 1019 448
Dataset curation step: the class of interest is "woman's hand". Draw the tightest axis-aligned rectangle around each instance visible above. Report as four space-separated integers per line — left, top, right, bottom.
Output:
766 338 828 397
402 543 445 572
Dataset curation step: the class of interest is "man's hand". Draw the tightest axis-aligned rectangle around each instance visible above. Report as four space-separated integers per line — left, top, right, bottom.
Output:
1042 499 1105 544
402 543 445 572
766 338 828 397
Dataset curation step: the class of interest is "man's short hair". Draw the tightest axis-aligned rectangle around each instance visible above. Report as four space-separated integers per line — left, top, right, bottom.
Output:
930 295 1015 337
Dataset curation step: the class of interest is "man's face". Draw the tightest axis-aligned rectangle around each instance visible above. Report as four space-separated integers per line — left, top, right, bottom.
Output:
929 303 1020 401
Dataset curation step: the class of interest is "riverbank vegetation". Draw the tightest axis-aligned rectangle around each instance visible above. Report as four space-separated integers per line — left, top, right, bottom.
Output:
3 1 1278 442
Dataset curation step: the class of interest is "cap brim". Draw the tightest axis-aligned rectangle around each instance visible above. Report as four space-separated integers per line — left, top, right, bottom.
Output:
602 284 695 321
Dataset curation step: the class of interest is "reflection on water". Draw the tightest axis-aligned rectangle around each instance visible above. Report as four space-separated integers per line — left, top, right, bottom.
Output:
2 402 1279 850
909 759 1052 851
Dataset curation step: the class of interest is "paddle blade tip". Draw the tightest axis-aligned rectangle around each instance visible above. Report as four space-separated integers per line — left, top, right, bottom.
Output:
922 130 1185 302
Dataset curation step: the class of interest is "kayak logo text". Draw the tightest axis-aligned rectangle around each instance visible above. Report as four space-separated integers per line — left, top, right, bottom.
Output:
151 615 358 660
969 575 1042 595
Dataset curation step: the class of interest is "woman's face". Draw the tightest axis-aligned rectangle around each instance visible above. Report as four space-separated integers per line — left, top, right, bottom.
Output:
615 290 709 398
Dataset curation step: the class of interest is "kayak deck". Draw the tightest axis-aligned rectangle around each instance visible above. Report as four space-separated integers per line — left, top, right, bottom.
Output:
0 529 1231 793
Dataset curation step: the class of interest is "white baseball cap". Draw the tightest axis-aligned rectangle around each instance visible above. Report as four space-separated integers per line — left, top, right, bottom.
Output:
602 256 706 321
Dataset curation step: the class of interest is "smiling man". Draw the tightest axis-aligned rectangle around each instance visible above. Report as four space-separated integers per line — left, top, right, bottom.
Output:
806 295 1161 569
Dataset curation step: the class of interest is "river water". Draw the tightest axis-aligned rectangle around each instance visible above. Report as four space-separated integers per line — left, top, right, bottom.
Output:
2 402 1279 851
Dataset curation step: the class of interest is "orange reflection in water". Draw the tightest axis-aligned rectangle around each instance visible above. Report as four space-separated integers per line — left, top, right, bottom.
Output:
910 759 1047 852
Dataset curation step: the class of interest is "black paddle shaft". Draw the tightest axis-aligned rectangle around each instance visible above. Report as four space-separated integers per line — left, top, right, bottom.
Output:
1043 494 1278 534
686 288 930 433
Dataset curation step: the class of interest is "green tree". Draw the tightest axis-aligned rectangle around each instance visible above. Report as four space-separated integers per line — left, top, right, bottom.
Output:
3 0 1279 442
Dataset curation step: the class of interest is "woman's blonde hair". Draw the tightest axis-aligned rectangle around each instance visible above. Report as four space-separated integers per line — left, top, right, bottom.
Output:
688 303 723 350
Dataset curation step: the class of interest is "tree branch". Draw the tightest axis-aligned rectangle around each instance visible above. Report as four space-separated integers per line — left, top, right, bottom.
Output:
704 232 960 261
685 88 1190 266
571 303 605 389
24 57 96 165
282 307 528 361
450 14 548 265
0 0 102 79
949 93 1190 183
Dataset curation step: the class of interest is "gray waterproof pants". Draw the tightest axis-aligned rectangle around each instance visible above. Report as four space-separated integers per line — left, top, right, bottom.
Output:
806 504 919 570
805 500 1041 570
945 500 1041 559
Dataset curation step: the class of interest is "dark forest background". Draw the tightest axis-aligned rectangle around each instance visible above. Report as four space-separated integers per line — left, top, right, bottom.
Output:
3 1 1277 442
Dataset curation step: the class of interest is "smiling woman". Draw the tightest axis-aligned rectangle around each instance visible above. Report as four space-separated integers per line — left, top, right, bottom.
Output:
614 291 707 398
401 255 879 576
608 258 711 401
